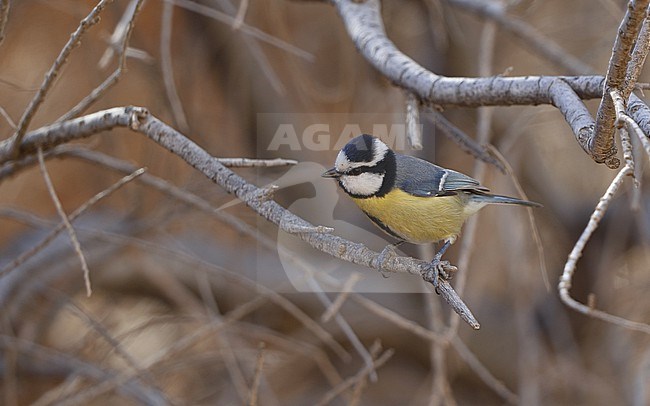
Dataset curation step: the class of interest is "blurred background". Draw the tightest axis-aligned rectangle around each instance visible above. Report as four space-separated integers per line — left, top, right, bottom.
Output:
1 0 649 404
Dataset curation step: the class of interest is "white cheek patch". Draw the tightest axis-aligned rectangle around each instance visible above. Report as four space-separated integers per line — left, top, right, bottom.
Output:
340 172 384 196
335 151 351 172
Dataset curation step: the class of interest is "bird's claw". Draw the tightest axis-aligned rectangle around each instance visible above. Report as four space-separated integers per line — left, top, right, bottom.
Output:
425 259 456 294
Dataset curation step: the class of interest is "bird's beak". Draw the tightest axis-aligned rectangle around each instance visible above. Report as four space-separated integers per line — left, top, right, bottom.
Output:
322 167 341 178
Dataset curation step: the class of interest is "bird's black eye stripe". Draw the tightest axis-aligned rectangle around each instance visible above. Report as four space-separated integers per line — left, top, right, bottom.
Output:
347 167 364 176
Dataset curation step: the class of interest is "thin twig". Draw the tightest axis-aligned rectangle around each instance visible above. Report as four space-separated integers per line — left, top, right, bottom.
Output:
217 157 298 167
0 165 146 279
1 208 350 364
406 92 423 150
248 342 265 406
425 287 455 406
98 0 145 68
349 341 382 406
170 0 314 61
305 276 377 383
58 0 145 122
628 94 650 158
620 94 650 158
232 0 249 29
315 348 394 406
0 335 166 405
321 273 362 323
559 164 650 334
451 337 518 404
446 0 593 74
425 108 505 172
211 0 285 94
352 294 444 343
0 105 16 129
37 148 93 297
161 1 190 134
488 145 549 291
43 289 168 402
10 0 112 157
611 89 637 171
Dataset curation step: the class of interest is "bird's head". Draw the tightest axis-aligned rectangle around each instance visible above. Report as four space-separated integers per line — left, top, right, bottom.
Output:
322 134 395 198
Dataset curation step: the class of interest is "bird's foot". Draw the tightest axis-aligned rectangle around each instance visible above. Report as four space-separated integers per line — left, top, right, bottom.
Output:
424 258 457 294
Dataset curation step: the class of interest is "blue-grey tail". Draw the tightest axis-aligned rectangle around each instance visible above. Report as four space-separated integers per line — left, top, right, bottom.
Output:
471 193 542 208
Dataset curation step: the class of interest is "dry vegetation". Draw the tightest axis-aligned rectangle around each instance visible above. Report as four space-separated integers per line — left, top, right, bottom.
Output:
1 0 650 405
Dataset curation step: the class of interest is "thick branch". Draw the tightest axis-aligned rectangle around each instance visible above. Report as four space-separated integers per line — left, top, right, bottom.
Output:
0 107 480 329
331 0 614 166
629 93 650 136
624 10 650 96
593 0 650 167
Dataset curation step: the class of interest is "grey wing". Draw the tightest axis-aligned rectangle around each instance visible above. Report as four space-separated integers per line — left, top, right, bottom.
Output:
395 155 489 197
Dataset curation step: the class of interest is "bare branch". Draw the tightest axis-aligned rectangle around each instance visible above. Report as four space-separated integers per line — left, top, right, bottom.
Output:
446 0 593 74
488 145 550 291
161 1 190 134
282 223 334 234
628 93 650 137
0 163 145 280
316 347 394 406
558 164 650 334
170 0 314 61
36 148 93 297
0 335 167 404
405 92 423 150
0 106 480 329
248 342 265 406
451 337 518 404
58 0 145 122
593 0 650 167
9 0 112 157
611 89 637 170
617 93 650 159
0 105 16 129
232 0 249 30
321 273 361 323
212 0 285 94
98 0 145 68
425 108 505 172
624 11 650 96
330 0 616 167
547 79 598 161
217 157 298 167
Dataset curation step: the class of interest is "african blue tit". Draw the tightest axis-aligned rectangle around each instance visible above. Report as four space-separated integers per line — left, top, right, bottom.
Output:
322 134 541 259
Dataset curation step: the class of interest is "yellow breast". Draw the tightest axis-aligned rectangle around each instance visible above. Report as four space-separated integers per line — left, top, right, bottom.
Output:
351 189 469 244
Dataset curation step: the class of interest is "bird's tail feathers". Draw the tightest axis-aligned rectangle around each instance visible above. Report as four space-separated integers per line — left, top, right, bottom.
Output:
471 193 542 208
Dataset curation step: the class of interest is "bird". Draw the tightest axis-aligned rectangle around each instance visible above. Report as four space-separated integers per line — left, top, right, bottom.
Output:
322 134 541 284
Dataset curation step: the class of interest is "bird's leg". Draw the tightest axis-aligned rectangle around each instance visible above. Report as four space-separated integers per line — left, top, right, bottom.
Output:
377 241 405 278
430 239 454 291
